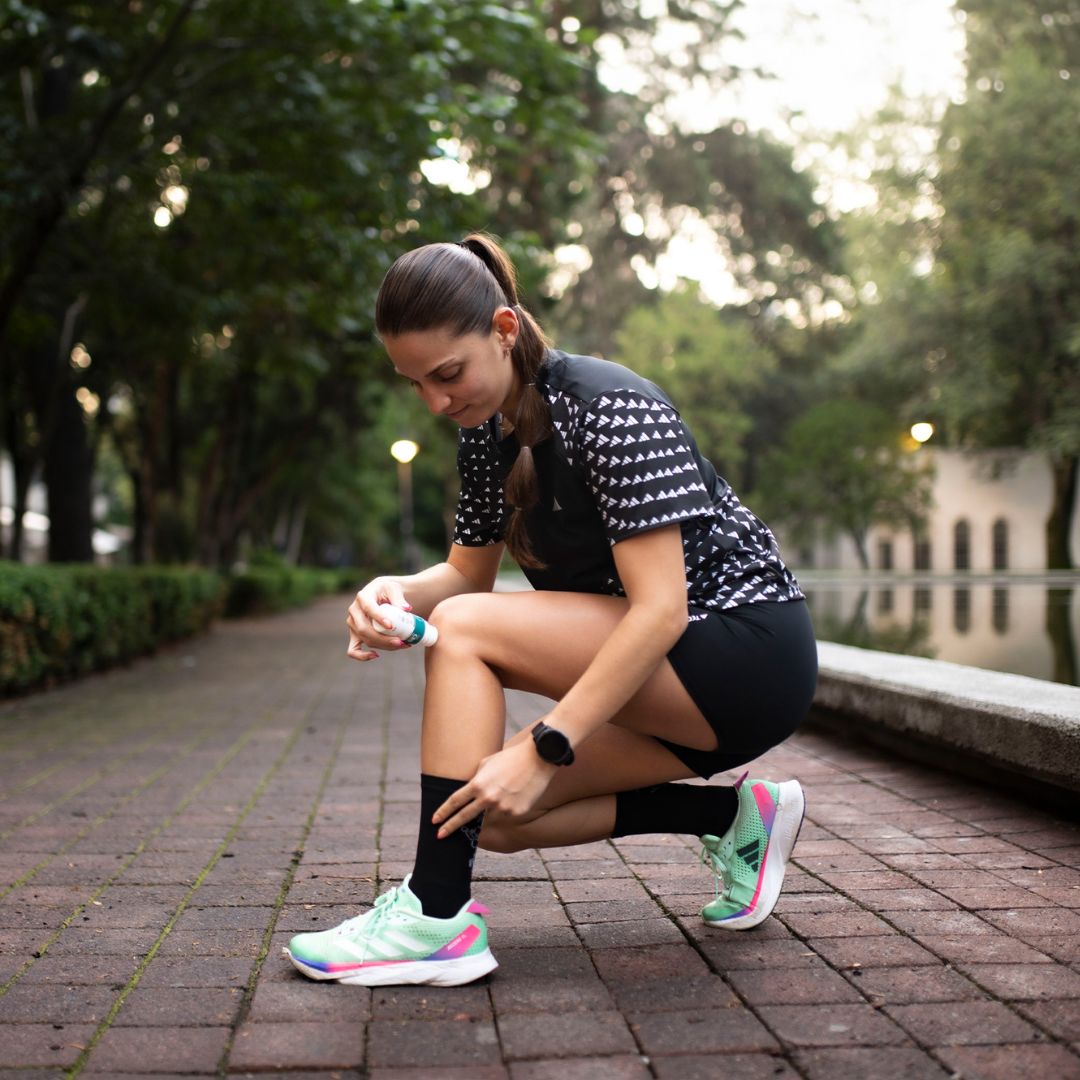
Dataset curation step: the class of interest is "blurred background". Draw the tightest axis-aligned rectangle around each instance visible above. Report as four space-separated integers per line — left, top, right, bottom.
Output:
1 0 1078 682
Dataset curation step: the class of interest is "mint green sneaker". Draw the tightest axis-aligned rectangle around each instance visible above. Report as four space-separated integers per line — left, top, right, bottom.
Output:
700 774 805 930
283 874 497 986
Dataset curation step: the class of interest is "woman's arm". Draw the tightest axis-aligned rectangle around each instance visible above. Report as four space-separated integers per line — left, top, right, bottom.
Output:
346 543 504 660
536 523 688 745
384 543 505 618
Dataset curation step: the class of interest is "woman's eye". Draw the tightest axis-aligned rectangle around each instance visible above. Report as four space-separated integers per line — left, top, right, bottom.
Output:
439 370 461 383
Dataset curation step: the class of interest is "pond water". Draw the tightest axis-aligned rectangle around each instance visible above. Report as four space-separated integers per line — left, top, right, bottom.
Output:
800 573 1080 687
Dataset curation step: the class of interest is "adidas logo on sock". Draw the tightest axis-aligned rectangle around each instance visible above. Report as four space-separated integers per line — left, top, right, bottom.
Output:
737 840 763 872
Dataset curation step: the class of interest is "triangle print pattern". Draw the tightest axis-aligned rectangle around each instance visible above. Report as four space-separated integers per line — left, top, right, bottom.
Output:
576 392 715 544
450 356 804 612
452 424 506 547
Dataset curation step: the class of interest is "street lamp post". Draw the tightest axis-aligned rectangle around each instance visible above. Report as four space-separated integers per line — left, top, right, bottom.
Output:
390 439 420 573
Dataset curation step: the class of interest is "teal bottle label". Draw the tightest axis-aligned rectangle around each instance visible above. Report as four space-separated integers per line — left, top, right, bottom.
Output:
402 616 428 645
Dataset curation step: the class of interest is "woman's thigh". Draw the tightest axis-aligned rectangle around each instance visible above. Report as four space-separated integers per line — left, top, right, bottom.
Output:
430 589 718 752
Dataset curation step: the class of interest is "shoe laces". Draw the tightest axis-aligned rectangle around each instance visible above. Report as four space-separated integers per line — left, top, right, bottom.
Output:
698 770 750 903
334 885 398 940
700 840 733 903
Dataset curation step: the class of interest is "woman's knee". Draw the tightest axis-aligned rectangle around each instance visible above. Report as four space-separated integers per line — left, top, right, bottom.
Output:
428 593 497 653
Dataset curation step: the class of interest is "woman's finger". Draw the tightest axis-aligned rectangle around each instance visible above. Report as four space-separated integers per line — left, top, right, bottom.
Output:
345 629 379 662
432 786 474 826
433 787 486 838
436 798 484 839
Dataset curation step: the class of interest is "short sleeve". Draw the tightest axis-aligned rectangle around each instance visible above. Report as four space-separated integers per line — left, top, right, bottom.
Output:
452 426 505 547
577 391 715 544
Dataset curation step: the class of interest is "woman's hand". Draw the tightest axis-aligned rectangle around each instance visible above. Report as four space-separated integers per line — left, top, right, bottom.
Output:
345 576 413 662
432 737 558 838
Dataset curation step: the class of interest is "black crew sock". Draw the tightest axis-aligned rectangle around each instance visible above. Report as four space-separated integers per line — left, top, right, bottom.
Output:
612 782 738 839
409 774 484 919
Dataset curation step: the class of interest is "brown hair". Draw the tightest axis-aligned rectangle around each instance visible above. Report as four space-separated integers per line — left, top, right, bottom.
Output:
375 233 551 568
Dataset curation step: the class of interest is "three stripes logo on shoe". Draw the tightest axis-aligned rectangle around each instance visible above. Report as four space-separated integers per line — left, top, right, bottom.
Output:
737 839 763 872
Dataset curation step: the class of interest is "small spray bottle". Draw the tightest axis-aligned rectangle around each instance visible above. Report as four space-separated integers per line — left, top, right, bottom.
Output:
373 603 439 646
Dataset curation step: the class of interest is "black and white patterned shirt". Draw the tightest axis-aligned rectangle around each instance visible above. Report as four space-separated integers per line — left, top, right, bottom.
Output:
453 350 803 612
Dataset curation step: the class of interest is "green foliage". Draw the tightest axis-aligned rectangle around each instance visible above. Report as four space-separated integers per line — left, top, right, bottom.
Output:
0 561 224 695
224 565 350 617
613 290 775 480
541 2 846 357
931 39 1080 456
825 1 1080 566
0 0 590 567
754 401 934 569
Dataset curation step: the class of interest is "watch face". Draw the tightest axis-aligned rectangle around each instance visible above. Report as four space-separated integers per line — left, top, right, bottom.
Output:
536 728 570 763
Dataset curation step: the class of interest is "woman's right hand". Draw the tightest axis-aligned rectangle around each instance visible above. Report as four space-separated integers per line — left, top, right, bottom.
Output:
345 576 414 662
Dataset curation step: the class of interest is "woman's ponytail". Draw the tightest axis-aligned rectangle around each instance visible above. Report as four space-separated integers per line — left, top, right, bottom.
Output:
458 235 550 568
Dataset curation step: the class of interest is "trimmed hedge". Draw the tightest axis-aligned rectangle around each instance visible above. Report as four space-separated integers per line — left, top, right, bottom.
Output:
0 562 226 696
224 567 357 617
0 562 361 697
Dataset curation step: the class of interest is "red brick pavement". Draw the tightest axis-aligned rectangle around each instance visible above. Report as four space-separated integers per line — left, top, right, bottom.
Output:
0 597 1078 1078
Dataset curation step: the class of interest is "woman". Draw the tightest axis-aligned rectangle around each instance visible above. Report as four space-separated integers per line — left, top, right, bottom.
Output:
284 234 817 987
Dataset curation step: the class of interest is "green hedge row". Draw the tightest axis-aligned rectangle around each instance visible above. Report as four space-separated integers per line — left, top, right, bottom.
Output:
0 563 225 695
0 563 359 696
224 567 357 616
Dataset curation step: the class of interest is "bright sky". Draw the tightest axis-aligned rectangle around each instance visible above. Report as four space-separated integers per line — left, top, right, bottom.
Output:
599 0 966 139
586 0 967 307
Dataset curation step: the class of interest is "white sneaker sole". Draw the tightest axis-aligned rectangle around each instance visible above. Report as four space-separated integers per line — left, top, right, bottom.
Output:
284 946 498 987
703 779 806 931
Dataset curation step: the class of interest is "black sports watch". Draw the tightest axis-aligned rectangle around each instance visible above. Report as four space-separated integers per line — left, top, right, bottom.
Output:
531 721 575 766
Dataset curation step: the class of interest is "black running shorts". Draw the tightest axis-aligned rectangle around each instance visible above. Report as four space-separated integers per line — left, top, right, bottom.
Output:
658 599 818 779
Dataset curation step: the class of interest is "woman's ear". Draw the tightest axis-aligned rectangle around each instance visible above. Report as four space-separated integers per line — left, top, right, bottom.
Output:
493 306 519 350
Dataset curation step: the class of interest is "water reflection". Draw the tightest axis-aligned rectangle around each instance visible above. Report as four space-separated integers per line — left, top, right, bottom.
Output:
802 577 1079 686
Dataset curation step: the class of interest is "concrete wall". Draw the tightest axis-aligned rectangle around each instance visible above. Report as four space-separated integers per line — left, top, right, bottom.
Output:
815 640 1080 798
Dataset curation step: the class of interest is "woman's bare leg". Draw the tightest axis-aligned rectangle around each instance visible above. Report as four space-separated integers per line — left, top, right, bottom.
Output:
418 590 717 853
422 589 716 774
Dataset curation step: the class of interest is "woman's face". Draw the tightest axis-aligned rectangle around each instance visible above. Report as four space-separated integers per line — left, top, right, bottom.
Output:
383 307 520 428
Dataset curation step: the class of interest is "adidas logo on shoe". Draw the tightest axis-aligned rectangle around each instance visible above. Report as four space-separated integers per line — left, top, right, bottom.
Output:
737 840 762 872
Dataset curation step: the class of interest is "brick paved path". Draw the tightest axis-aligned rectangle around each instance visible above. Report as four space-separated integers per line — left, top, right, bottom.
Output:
1 598 1079 1079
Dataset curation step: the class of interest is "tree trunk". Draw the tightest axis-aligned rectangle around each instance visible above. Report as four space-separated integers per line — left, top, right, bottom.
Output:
284 499 306 565
848 528 871 570
1046 454 1077 570
44 385 94 561
6 458 34 562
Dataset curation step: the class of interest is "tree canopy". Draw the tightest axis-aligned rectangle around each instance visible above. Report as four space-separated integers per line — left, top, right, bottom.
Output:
2 0 847 568
829 0 1080 567
0 0 588 565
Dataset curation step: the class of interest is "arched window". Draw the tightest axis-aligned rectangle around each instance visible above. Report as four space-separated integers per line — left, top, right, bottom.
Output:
878 539 893 571
954 520 971 571
913 535 932 571
992 519 1009 571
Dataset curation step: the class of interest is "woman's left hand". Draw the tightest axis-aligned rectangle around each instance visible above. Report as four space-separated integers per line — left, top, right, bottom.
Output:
432 737 558 838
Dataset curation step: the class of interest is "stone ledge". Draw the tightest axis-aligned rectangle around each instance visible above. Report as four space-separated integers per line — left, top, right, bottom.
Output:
813 642 1080 796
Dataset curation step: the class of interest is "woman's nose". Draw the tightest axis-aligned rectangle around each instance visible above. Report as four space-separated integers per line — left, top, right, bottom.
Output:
421 386 452 414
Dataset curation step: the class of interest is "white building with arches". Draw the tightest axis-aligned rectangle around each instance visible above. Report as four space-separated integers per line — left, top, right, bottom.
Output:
790 448 1080 573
